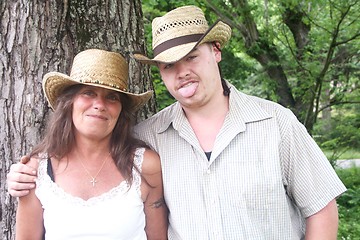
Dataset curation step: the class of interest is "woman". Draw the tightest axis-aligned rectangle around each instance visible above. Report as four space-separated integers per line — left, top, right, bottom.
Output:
15 49 168 239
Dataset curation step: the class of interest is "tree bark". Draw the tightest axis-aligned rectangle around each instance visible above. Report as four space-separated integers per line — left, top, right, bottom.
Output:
0 1 153 239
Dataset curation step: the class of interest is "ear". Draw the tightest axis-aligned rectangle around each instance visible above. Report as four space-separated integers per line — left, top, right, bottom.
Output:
211 42 222 63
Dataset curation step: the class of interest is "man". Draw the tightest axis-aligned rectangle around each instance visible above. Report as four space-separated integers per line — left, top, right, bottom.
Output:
8 5 346 240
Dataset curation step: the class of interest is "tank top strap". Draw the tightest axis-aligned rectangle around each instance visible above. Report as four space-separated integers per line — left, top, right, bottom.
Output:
37 153 50 181
132 147 145 196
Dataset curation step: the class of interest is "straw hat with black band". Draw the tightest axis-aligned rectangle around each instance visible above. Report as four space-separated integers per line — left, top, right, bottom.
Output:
133 5 232 65
43 49 153 111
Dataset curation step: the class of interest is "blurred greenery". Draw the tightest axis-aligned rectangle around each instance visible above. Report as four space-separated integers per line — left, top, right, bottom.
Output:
142 0 360 133
336 167 360 239
143 0 359 163
313 105 360 166
141 1 360 239
324 149 360 162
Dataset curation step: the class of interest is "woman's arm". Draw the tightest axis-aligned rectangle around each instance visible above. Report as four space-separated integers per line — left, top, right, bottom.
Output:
141 149 169 240
15 158 44 240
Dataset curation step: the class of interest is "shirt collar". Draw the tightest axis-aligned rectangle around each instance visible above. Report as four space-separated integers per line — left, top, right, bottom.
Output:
228 84 272 124
156 82 272 133
156 101 183 133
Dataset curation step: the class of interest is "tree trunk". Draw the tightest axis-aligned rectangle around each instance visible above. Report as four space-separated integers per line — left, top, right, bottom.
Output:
0 1 153 239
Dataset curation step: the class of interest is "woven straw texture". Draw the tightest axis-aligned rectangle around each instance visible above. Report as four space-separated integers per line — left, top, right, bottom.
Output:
134 5 231 64
43 49 152 111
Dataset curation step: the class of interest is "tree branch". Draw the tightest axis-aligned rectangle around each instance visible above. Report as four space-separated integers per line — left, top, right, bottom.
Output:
318 101 360 113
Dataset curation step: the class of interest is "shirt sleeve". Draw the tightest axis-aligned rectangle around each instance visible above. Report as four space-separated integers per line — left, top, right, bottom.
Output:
279 108 346 218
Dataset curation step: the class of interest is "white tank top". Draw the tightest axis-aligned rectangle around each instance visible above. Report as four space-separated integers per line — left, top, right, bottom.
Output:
35 148 146 240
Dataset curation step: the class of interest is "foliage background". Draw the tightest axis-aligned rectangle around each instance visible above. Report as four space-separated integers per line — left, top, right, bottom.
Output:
142 1 360 239
336 167 360 239
143 0 359 156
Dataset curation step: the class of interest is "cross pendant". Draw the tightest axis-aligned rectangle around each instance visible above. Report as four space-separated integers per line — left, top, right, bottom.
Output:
90 178 97 187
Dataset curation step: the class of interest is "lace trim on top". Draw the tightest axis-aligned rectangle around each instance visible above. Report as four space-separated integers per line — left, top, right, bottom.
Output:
36 148 145 207
132 147 145 196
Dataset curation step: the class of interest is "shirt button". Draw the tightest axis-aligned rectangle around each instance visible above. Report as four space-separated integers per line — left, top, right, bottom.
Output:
206 169 211 174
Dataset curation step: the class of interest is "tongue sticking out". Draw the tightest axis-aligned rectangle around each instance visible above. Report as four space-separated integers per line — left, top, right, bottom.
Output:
178 82 199 98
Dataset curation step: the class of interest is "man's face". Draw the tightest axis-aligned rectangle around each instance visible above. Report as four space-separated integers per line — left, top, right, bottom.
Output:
157 43 222 109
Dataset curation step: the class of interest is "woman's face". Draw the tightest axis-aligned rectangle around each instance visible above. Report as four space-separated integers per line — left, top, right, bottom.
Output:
72 86 122 141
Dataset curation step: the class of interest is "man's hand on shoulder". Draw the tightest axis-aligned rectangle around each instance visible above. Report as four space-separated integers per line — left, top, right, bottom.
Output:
7 156 38 197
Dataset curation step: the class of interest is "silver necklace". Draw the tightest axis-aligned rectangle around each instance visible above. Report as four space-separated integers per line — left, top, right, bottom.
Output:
78 153 110 187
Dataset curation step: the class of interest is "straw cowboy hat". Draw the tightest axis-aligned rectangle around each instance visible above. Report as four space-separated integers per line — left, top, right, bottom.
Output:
134 5 232 64
43 49 153 111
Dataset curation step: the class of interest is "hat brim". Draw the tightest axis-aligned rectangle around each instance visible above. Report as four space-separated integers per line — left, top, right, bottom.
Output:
134 20 231 65
43 72 153 111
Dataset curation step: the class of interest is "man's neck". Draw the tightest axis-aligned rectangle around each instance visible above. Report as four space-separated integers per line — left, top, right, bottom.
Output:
182 88 229 118
183 94 229 152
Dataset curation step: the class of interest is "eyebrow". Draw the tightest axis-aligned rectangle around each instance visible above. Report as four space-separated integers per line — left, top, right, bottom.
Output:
188 47 198 54
157 47 200 67
181 47 198 60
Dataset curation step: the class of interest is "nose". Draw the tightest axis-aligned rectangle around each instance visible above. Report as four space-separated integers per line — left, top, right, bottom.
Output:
93 96 106 111
175 62 190 79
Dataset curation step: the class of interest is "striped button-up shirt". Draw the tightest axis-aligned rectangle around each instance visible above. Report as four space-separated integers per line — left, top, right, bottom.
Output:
135 85 346 240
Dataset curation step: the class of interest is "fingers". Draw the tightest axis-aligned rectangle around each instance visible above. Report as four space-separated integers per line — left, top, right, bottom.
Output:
7 161 37 198
19 155 31 164
7 173 35 197
7 187 32 198
9 161 37 177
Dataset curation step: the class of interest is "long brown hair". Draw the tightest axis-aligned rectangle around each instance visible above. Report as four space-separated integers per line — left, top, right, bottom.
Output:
30 85 147 184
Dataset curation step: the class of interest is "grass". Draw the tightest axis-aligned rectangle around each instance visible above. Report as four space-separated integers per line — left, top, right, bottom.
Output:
323 148 360 160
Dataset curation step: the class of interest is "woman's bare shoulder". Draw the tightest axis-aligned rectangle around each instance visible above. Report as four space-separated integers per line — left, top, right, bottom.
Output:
141 149 161 176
